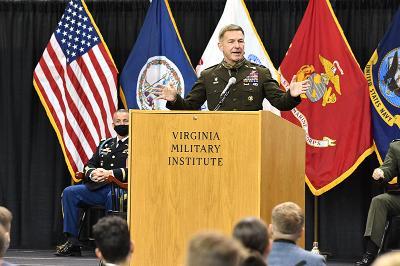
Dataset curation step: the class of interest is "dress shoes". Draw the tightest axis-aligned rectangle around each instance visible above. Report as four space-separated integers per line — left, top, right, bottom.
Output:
54 240 81 256
355 252 375 266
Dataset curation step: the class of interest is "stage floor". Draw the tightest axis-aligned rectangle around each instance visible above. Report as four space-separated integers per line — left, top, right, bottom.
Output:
4 249 98 266
4 249 355 265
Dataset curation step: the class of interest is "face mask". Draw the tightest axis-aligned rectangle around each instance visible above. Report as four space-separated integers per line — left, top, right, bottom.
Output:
114 125 129 137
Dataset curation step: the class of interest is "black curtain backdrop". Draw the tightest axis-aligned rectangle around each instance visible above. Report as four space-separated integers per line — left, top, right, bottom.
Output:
0 0 398 260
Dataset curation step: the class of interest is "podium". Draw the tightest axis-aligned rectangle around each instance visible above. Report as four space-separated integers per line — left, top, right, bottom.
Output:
127 111 305 266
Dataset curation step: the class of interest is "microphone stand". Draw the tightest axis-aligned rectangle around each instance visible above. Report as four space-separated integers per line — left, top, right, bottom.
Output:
213 89 231 111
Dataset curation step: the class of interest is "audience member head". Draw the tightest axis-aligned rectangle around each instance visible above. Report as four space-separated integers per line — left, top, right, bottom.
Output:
0 207 12 233
372 251 400 266
270 202 304 242
0 206 12 250
93 216 133 265
233 217 270 259
186 231 246 266
0 226 7 259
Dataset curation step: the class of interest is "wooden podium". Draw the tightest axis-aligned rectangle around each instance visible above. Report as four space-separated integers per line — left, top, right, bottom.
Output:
127 110 305 266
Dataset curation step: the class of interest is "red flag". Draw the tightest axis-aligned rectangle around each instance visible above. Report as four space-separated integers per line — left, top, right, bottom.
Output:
33 0 118 182
279 0 373 195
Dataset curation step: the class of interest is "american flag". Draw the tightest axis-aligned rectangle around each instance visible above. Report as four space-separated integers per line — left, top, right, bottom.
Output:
33 0 118 181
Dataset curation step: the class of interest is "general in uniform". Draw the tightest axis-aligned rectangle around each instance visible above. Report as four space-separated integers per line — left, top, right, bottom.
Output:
156 24 309 111
167 59 300 111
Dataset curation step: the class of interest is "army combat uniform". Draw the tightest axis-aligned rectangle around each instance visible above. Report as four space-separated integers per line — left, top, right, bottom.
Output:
167 59 301 111
61 137 129 238
364 140 400 247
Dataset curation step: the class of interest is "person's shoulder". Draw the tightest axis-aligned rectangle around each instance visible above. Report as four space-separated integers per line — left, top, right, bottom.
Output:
99 137 115 147
244 60 268 70
389 139 400 149
246 60 265 68
244 61 273 75
199 63 220 77
298 249 325 264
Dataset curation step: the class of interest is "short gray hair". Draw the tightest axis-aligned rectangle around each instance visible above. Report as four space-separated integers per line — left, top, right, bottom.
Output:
115 109 129 115
218 24 244 41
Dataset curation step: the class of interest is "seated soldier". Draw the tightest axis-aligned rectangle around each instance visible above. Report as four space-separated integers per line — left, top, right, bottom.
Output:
55 109 129 256
356 140 400 265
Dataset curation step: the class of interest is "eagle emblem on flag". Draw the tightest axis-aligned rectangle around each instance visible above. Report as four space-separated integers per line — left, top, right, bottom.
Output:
295 55 344 106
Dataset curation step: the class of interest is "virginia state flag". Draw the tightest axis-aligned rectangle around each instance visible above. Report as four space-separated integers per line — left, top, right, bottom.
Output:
195 0 279 114
279 0 373 195
365 8 400 163
120 0 196 110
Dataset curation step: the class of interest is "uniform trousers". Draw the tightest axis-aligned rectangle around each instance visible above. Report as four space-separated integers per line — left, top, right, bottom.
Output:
364 193 400 247
62 184 113 237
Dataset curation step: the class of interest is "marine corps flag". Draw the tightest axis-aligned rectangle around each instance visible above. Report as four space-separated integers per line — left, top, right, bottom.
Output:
120 0 196 110
195 0 279 114
279 0 373 195
365 8 400 163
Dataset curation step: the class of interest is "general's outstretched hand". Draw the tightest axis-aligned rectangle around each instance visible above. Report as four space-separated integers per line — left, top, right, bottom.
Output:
289 75 311 97
153 84 178 102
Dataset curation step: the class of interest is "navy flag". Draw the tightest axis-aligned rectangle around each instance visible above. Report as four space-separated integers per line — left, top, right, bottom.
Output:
365 8 400 162
120 0 196 110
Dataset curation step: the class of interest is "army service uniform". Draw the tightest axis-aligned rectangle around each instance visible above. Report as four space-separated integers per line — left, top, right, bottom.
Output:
62 137 129 237
364 140 400 247
167 60 301 111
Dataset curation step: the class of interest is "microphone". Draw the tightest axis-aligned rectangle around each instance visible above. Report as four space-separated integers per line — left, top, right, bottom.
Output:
219 77 237 98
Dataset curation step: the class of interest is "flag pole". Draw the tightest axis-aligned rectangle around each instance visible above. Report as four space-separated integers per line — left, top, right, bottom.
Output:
311 195 320 254
314 195 318 242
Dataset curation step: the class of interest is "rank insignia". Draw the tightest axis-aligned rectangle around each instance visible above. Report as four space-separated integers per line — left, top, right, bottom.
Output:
213 77 219 84
248 96 254 102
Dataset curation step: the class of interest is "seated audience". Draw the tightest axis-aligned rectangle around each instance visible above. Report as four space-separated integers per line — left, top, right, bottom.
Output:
92 215 133 266
240 254 267 266
0 207 12 244
186 231 246 266
233 217 270 266
372 251 400 266
0 206 14 266
267 202 326 266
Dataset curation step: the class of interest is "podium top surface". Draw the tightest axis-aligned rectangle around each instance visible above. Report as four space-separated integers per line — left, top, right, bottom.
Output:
130 110 268 115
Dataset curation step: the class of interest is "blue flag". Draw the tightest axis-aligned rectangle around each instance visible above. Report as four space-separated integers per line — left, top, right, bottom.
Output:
120 0 196 110
365 8 400 162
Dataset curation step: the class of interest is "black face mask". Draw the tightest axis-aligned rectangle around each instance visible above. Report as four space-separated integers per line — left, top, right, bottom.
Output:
114 125 129 137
